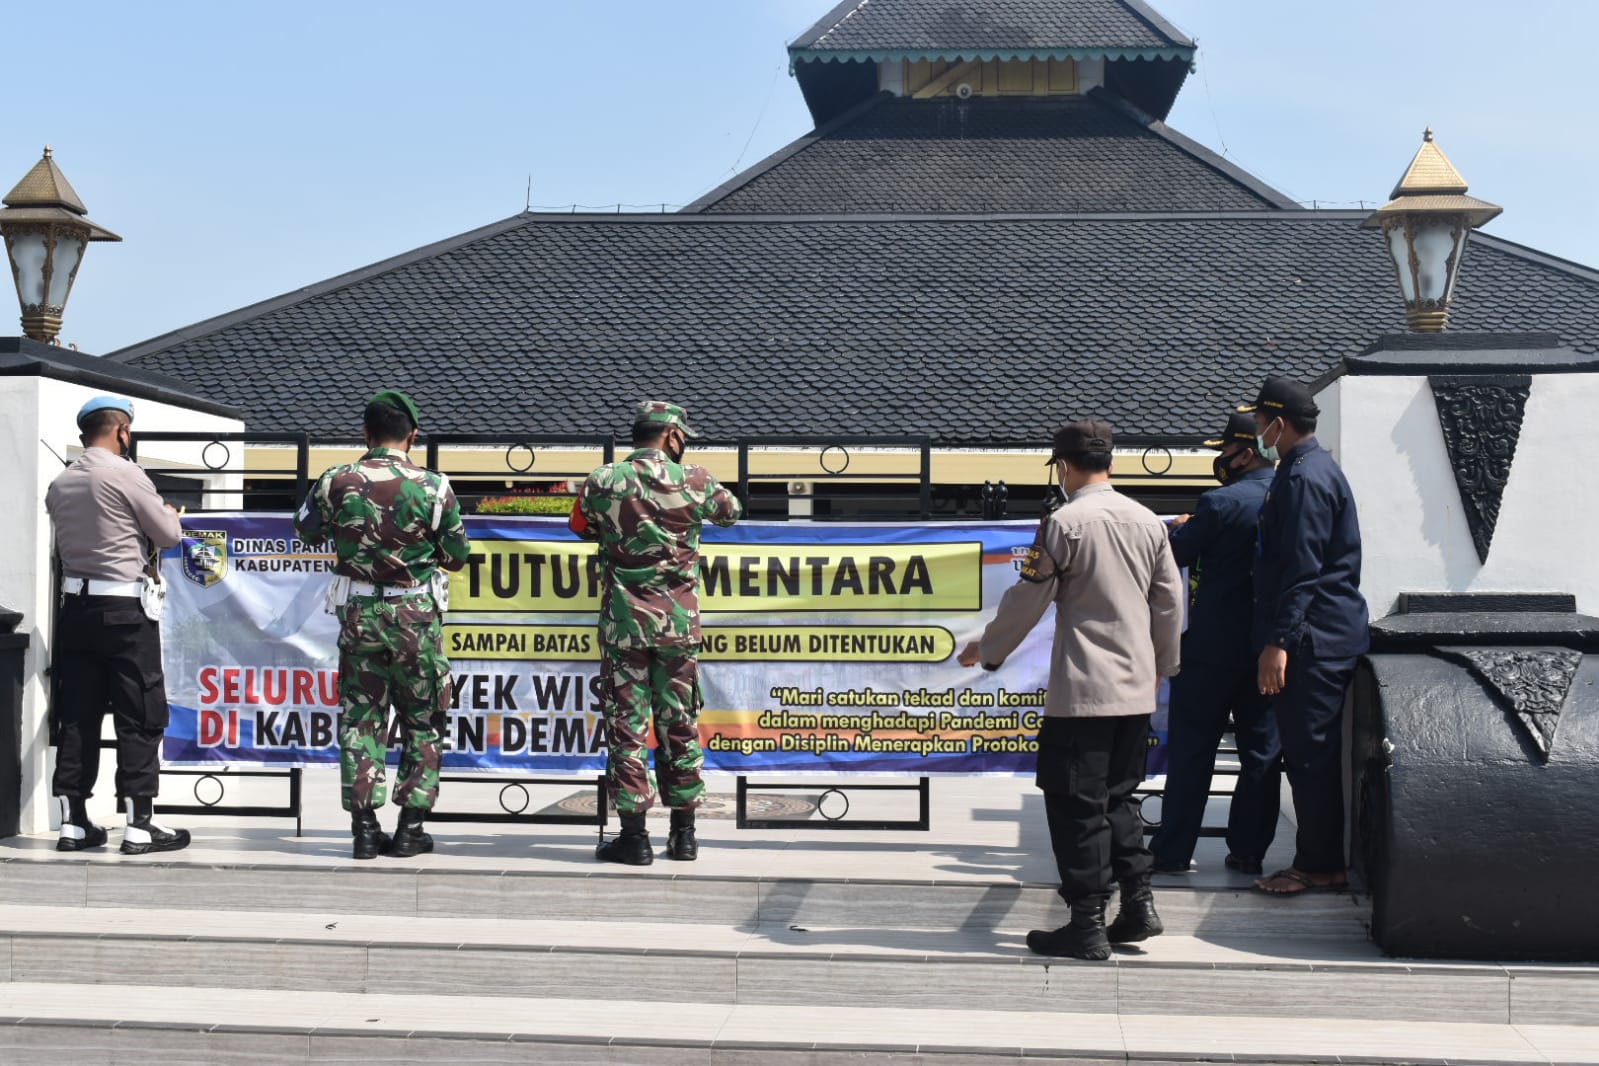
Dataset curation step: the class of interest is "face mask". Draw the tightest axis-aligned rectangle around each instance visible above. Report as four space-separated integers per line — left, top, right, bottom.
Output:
118 427 132 459
1212 453 1235 485
1256 421 1281 464
664 431 685 463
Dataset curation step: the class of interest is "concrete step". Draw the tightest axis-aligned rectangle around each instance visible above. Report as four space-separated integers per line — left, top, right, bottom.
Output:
2 982 1595 1065
3 903 1593 1025
0 854 1371 940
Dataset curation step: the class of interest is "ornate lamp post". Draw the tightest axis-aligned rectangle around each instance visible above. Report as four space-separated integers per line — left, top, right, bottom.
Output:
0 146 120 344
1362 129 1501 332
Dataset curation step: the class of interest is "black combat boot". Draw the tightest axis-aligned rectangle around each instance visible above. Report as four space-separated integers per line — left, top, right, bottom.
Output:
55 796 107 852
1026 895 1112 960
596 812 653 866
351 809 391 860
389 808 434 858
1107 875 1164 944
666 807 697 861
120 797 191 856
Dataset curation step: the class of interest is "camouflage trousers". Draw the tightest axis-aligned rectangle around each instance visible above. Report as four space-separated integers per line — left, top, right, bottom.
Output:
336 593 451 813
600 642 705 815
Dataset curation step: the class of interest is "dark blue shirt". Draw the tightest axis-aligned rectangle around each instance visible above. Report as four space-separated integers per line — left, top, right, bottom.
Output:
1252 437 1370 658
1169 467 1273 667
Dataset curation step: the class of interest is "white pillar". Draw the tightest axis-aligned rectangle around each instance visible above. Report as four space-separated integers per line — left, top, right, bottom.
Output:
3 373 243 833
1315 335 1599 621
0 376 50 834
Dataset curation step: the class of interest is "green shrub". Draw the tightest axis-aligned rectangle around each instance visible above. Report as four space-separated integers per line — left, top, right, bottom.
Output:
475 494 575 516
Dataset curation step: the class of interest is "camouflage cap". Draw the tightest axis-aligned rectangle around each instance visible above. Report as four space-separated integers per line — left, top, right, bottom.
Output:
369 389 421 429
634 400 699 438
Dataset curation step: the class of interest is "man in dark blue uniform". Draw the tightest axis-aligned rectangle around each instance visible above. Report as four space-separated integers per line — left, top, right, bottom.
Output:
1245 378 1369 895
1150 412 1281 877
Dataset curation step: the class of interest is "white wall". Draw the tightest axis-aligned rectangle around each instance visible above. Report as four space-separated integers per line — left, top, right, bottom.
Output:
5 376 241 834
1314 375 1341 462
1318 373 1599 620
0 376 47 835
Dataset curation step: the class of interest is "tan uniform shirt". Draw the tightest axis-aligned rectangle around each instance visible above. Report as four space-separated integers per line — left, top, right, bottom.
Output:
45 447 183 582
980 481 1183 718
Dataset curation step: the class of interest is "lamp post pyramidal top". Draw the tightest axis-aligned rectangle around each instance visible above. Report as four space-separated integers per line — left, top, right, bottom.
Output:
0 146 120 345
1361 129 1502 333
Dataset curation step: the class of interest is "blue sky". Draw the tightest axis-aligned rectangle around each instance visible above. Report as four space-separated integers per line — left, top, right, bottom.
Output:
7 0 1596 356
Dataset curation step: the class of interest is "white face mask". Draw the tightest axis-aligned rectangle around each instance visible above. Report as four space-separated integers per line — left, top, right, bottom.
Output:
1256 420 1282 463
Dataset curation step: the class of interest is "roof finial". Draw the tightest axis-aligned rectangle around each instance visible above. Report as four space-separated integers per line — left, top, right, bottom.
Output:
42 144 52 159
1422 127 1433 143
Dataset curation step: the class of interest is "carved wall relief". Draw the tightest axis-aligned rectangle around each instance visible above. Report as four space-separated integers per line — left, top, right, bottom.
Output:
1428 375 1530 563
1437 645 1580 760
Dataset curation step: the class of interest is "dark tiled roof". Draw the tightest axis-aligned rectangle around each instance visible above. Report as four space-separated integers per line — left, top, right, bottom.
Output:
111 213 1599 444
791 0 1192 55
0 336 240 419
687 94 1292 213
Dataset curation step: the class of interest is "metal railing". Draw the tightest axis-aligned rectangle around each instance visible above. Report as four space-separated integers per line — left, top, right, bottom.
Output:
736 435 932 521
424 434 614 510
130 431 309 514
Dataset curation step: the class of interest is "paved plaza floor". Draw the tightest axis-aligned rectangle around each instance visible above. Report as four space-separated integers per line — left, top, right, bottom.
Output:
2 770 1296 890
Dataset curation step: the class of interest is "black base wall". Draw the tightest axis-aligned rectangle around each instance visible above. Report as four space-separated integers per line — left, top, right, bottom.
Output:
1351 653 1599 961
0 632 25 839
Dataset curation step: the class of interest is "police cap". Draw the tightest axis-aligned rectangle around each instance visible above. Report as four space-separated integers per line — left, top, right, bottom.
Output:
1046 419 1114 464
1204 411 1260 449
1240 377 1319 420
76 395 134 428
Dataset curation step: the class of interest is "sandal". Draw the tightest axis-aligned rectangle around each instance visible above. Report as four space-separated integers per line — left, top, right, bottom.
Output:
1254 867 1346 895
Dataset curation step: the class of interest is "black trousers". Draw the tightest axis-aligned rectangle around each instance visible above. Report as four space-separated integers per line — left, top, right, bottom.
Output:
1036 714 1153 901
1274 650 1358 875
1150 658 1281 867
52 595 168 800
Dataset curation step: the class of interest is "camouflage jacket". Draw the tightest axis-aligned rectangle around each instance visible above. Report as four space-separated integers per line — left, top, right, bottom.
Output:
577 448 742 649
294 447 472 585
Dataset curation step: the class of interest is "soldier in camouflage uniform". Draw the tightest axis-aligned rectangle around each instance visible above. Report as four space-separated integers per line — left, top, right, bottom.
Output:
573 401 741 864
294 390 472 860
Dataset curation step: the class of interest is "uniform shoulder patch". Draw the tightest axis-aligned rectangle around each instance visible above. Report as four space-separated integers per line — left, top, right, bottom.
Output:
1017 517 1063 583
1017 545 1052 583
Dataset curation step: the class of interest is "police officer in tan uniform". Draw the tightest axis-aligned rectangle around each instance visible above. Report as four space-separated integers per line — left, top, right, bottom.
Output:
46 396 190 854
959 421 1183 959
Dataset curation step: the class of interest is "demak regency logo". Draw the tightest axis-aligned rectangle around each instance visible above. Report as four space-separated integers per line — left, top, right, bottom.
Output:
180 530 229 588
